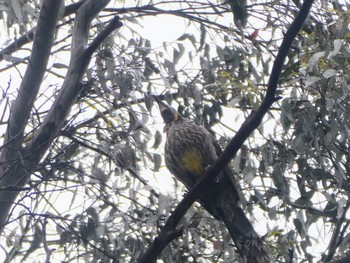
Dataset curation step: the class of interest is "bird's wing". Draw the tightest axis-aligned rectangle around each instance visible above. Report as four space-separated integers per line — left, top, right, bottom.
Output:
208 135 272 262
209 134 242 200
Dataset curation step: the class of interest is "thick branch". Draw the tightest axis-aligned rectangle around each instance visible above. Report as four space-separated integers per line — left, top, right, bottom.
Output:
85 16 123 58
72 0 110 53
0 0 62 230
0 0 122 233
2 0 61 153
138 0 314 262
25 0 118 160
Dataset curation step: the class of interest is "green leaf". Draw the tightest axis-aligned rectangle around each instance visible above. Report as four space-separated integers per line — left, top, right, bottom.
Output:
177 33 196 48
153 153 161 172
152 130 162 149
173 43 185 64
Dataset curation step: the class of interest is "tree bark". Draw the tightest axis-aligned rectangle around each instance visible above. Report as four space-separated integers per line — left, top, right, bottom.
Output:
0 0 63 231
0 0 122 234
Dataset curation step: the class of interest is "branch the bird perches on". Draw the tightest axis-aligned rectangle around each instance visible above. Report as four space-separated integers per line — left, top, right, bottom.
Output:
138 0 314 262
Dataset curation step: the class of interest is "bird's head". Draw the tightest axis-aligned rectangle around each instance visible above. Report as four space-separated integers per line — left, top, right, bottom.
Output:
153 96 182 132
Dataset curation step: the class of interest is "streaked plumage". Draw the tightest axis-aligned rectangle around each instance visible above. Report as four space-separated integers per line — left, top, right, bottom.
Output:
155 96 271 263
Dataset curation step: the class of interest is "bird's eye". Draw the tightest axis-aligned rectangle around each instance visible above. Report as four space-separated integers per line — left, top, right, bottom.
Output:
161 109 175 124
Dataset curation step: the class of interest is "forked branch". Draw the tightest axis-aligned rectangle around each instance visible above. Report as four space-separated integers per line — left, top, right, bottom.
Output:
0 0 122 233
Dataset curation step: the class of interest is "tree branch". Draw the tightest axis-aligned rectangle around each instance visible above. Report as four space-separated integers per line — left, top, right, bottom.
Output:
0 0 123 233
0 0 62 231
322 201 350 262
85 16 123 58
138 0 314 262
25 0 119 159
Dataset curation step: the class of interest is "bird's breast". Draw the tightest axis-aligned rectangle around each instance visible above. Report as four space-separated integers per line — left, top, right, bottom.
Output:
165 122 213 179
181 149 203 176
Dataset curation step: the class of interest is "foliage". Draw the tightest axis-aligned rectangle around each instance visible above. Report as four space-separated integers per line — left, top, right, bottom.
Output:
0 0 349 262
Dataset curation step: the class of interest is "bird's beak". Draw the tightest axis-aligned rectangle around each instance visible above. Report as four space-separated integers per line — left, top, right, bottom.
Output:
153 95 168 111
153 96 177 132
154 96 168 133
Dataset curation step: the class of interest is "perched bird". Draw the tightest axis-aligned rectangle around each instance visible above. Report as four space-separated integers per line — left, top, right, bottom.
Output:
154 96 271 263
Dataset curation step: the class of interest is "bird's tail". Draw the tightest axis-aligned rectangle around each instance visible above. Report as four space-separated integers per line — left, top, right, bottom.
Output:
219 203 272 263
200 167 272 263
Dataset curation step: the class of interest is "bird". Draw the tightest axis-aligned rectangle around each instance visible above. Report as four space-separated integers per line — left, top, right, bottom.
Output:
154 96 271 263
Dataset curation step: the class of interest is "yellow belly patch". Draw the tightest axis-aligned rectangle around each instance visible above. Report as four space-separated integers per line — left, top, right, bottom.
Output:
181 149 203 176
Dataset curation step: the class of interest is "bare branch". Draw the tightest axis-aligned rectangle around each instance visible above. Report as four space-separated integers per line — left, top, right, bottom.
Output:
72 0 110 53
25 0 116 158
85 16 123 58
0 0 62 231
0 0 123 234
